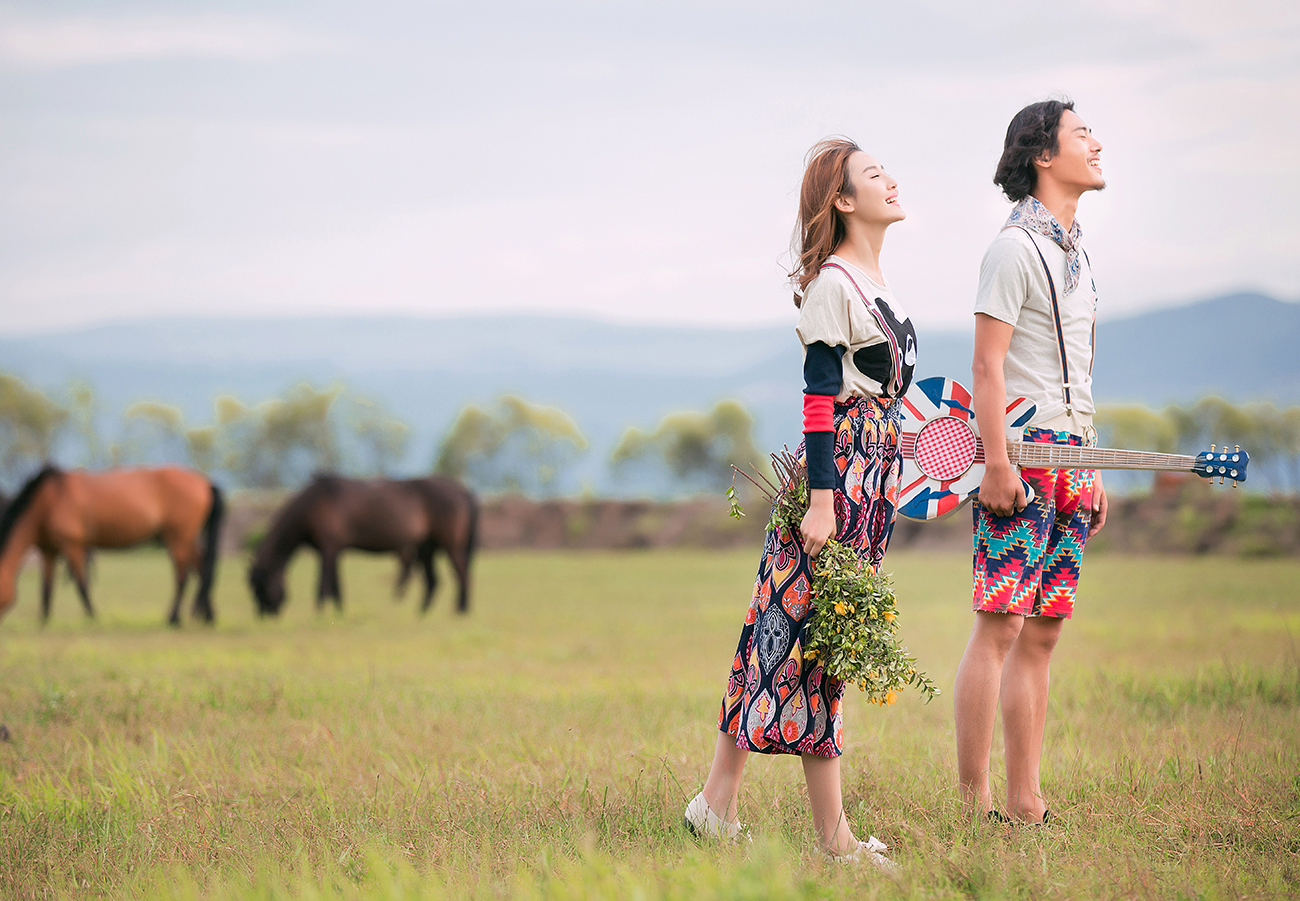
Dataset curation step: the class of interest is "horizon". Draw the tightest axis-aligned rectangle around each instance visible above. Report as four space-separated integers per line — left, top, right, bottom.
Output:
1 288 1297 340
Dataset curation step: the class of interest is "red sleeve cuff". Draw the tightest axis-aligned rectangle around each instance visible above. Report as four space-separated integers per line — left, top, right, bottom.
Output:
803 393 835 433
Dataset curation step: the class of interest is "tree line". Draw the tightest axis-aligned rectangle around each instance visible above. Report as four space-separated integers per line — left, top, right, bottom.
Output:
1095 398 1300 493
0 372 764 497
6 371 1297 497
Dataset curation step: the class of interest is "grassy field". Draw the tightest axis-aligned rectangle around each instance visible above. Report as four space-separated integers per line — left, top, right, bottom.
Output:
0 546 1297 899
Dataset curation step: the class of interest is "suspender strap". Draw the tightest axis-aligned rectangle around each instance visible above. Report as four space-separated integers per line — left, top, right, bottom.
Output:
1009 225 1073 415
818 262 904 396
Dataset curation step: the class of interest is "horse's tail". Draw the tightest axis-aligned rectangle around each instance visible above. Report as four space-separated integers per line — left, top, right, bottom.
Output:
195 482 225 622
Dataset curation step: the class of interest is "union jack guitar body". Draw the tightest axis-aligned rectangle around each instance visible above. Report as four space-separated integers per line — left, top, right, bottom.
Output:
895 376 1249 522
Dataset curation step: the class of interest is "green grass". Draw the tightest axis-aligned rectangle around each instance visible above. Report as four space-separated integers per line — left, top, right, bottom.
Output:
1 548 1298 899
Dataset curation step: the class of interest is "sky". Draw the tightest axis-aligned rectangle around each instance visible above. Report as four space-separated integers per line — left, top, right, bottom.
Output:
0 0 1297 335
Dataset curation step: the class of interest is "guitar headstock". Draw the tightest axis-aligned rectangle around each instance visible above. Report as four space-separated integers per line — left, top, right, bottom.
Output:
1193 445 1249 484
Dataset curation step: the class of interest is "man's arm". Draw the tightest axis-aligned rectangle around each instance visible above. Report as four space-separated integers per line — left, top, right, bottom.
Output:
972 313 1025 517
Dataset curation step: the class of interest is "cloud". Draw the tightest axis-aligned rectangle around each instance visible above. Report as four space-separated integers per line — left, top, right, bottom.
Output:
0 13 322 68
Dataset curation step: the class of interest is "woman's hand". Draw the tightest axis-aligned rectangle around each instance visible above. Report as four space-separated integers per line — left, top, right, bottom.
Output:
977 461 1026 517
799 488 836 557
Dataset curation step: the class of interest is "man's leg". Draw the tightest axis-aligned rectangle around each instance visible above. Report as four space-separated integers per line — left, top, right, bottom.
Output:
1000 612 1064 822
701 730 748 823
954 611 1026 812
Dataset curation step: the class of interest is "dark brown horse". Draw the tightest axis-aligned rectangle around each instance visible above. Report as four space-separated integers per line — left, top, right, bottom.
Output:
0 466 224 625
248 474 477 616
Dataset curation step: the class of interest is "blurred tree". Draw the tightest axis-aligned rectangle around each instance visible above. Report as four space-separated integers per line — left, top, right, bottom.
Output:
436 395 587 496
65 380 109 468
1282 407 1300 493
1094 405 1177 453
115 401 187 466
611 399 765 495
186 426 218 474
0 373 67 488
344 395 410 476
216 384 343 488
1100 398 1300 495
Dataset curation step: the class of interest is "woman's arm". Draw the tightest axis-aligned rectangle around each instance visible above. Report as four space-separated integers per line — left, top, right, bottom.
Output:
800 341 844 555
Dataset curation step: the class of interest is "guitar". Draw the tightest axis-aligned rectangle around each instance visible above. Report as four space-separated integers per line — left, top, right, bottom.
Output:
895 377 1249 522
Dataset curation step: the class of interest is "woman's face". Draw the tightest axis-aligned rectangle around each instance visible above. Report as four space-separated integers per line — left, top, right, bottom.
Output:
837 151 905 225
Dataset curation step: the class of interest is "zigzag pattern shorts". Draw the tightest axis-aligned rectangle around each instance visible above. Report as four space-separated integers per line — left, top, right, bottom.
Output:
972 427 1095 619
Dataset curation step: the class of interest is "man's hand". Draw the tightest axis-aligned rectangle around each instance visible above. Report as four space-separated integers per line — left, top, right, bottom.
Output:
1087 473 1108 538
977 461 1027 517
799 488 836 556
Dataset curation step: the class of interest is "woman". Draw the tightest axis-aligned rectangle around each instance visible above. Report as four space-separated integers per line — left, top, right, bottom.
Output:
683 138 916 865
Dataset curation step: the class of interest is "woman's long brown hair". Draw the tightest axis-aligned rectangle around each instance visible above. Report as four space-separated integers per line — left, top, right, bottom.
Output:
789 138 860 307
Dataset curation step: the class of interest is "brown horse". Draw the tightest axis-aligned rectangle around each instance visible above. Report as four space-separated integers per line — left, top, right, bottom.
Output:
248 474 477 616
0 466 224 625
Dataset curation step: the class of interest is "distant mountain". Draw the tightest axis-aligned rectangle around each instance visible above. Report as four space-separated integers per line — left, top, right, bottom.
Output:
1 292 1296 490
1093 292 1300 404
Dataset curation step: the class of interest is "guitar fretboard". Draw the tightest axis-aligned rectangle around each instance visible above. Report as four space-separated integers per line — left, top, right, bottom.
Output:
897 432 1200 472
1006 441 1196 472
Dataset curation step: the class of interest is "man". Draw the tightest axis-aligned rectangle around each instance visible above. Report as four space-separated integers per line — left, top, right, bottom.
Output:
953 98 1108 824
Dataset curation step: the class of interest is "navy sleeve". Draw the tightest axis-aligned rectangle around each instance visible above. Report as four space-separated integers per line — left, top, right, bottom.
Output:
805 431 836 490
802 341 843 490
803 341 845 396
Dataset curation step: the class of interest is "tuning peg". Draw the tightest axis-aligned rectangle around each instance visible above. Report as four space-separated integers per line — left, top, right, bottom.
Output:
1210 444 1216 452
1219 476 1224 485
1235 445 1240 452
1232 480 1238 489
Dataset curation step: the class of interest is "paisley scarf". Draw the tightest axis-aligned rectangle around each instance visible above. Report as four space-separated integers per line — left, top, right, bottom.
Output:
1005 196 1083 295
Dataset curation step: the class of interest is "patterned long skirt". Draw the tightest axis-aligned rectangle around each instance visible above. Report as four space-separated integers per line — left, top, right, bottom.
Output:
717 396 902 758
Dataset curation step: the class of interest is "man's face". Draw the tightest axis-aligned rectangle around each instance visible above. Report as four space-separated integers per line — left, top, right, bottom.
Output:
1041 109 1105 193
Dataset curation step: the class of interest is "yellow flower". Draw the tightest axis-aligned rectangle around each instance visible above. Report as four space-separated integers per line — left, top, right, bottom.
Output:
834 602 847 616
804 648 817 660
883 611 896 623
886 691 897 706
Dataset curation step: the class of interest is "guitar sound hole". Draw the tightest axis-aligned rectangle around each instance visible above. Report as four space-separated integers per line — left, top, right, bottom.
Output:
913 417 978 481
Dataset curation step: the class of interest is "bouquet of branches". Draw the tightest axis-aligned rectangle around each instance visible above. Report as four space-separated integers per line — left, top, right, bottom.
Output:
729 449 939 705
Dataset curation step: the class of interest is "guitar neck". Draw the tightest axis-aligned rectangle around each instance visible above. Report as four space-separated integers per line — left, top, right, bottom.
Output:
1005 439 1197 472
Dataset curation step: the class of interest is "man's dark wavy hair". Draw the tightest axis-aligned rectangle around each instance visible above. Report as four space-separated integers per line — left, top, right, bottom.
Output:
993 98 1074 202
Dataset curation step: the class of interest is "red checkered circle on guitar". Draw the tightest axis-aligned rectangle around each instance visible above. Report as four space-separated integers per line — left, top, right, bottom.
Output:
913 416 978 481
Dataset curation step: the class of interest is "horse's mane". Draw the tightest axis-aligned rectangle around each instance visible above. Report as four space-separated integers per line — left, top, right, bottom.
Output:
256 474 340 565
0 466 61 556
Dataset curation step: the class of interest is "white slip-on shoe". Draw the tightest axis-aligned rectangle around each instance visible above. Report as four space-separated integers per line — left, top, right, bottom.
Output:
683 792 747 842
819 835 897 871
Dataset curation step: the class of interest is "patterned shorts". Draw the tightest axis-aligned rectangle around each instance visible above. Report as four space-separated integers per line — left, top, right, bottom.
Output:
718 396 902 758
972 427 1095 619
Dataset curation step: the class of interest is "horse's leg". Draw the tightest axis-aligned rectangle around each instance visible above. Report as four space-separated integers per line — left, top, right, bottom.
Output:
328 549 344 611
419 546 439 614
314 548 329 611
63 546 95 619
39 551 57 625
449 539 471 614
394 549 414 601
165 539 193 627
318 547 343 612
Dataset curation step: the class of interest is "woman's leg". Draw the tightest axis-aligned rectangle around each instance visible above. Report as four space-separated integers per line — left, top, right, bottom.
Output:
1000 614 1064 822
954 611 1026 812
700 730 749 822
802 753 857 853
